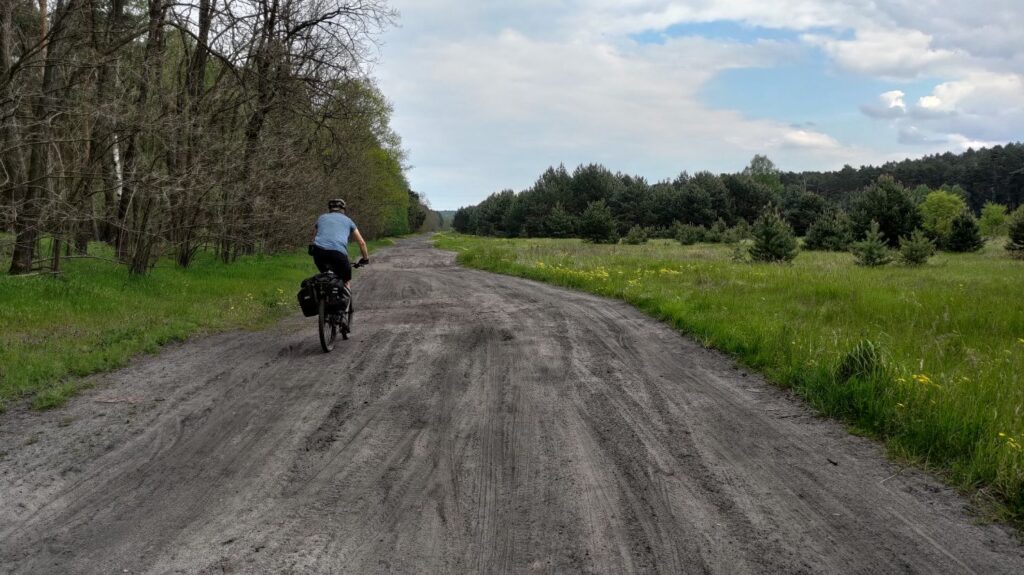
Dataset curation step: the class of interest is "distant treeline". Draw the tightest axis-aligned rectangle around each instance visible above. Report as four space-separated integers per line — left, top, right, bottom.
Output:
452 144 1024 243
784 143 1024 211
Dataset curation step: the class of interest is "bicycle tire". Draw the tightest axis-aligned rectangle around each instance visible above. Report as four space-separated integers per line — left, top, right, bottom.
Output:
318 298 336 352
341 294 353 340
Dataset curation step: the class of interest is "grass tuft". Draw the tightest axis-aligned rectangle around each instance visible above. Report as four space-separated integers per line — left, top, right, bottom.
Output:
836 339 891 383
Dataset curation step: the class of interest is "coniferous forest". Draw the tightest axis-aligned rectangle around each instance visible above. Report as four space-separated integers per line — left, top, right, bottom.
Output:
453 144 1024 250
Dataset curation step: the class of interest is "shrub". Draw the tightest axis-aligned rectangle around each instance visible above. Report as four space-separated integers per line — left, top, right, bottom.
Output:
674 223 707 245
1006 206 1024 257
730 241 751 263
804 209 853 251
945 211 984 253
919 189 967 246
621 225 649 245
578 200 618 244
706 218 728 243
979 202 1009 238
748 207 798 263
898 229 936 266
648 226 676 240
722 220 752 244
850 221 892 266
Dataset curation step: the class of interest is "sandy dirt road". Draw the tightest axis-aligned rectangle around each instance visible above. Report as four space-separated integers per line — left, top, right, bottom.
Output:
1 236 1022 574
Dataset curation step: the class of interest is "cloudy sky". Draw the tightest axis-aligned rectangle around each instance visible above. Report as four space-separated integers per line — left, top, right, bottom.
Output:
373 1 1024 209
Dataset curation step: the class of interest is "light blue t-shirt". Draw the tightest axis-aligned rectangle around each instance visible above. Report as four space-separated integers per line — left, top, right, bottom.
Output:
314 213 357 256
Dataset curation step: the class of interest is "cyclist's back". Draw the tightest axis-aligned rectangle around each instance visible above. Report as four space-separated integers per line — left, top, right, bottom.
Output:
314 212 357 256
310 198 369 285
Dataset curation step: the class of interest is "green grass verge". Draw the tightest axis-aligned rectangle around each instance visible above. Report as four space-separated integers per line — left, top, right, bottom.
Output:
0 238 392 410
434 233 1024 523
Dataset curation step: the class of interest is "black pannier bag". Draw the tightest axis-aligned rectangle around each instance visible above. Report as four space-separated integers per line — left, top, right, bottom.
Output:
297 277 318 317
323 274 345 311
297 273 346 317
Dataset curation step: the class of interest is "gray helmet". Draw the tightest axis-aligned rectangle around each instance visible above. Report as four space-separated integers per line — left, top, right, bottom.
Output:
327 198 347 211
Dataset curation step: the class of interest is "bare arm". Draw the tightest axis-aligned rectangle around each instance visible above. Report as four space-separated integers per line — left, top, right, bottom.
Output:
352 228 369 260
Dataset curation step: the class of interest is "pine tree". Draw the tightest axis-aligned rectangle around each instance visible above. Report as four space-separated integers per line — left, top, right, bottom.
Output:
945 211 984 253
748 208 798 262
1006 207 1024 257
849 175 922 247
578 200 618 243
850 221 893 266
804 208 853 251
898 229 936 266
544 203 576 238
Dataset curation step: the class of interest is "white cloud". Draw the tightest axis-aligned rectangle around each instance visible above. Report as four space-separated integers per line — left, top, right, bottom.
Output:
883 91 907 110
378 1 1024 207
865 72 1024 146
808 28 960 79
778 130 842 150
861 90 908 119
380 6 857 207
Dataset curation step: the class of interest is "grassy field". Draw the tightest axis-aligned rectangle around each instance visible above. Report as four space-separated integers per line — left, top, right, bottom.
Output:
0 239 391 411
434 233 1024 522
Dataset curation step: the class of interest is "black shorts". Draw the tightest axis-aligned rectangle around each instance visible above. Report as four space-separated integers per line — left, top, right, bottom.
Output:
311 246 352 282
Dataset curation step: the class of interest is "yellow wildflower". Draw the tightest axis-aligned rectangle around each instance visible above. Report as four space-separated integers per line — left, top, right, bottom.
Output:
912 373 937 387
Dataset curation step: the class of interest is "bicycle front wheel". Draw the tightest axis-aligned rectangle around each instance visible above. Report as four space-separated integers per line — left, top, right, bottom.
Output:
318 298 337 352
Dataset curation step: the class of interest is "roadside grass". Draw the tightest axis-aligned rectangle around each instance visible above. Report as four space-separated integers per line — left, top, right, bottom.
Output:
434 233 1024 523
0 238 392 410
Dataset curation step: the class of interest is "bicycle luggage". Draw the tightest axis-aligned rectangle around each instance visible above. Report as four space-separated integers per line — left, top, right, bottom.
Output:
297 281 318 317
297 273 345 317
325 281 344 310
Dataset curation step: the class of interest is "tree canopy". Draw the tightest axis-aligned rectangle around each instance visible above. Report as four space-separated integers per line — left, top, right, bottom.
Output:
1 0 435 275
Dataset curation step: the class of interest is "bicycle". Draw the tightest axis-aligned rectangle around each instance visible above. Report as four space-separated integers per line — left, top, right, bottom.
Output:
310 261 366 353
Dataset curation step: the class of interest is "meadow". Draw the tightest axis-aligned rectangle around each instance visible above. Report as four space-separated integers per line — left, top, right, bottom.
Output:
0 238 391 410
434 233 1024 522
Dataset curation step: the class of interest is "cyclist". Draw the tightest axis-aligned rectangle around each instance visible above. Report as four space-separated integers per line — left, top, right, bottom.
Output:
310 198 369 287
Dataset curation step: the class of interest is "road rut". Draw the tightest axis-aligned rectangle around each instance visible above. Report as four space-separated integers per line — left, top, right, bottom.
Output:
1 235 1022 574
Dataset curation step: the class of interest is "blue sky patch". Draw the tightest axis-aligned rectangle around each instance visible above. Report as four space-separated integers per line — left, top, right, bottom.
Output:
701 50 943 153
631 20 814 45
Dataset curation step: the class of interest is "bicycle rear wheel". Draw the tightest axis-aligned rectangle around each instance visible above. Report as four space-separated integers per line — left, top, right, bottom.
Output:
318 298 337 352
341 289 353 340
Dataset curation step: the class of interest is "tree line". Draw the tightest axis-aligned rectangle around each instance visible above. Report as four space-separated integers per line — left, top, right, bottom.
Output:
452 149 1023 256
782 143 1024 212
1 0 429 276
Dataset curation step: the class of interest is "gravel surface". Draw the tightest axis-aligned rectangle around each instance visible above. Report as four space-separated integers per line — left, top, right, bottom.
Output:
1 235 1022 574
